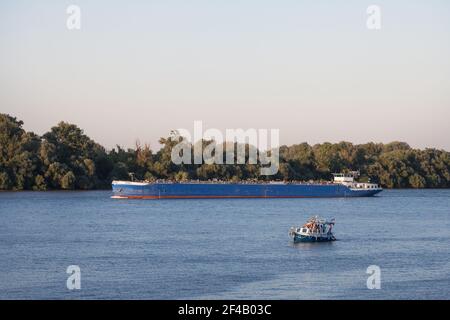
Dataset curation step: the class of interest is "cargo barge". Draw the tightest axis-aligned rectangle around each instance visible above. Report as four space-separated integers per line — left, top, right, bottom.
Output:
111 172 382 199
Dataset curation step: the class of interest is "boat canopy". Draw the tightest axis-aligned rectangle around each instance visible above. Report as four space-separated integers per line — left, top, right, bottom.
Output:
332 171 359 183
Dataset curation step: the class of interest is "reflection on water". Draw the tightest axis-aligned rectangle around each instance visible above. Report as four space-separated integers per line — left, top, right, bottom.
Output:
289 241 336 250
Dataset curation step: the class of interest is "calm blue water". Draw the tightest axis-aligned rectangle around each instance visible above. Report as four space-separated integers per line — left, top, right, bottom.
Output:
0 190 449 300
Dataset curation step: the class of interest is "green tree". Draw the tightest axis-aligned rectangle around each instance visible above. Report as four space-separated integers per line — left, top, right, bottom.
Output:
61 171 76 190
0 172 11 189
33 175 47 191
174 171 189 181
0 114 41 190
41 122 111 189
409 174 426 188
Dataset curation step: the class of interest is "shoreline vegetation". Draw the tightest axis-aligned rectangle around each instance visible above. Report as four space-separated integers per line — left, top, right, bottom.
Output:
1 113 449 191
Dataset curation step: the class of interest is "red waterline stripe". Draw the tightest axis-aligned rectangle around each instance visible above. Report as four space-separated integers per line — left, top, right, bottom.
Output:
112 195 327 199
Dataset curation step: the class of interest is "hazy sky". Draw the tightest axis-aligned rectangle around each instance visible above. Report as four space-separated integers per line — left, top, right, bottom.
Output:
1 0 449 150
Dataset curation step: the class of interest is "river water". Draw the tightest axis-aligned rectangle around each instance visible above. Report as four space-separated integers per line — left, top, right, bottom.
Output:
0 189 449 299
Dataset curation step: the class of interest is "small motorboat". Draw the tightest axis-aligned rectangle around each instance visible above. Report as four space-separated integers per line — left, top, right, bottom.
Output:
289 216 336 243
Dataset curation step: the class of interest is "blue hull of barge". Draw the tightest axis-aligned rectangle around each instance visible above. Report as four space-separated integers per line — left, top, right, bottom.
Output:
112 182 382 199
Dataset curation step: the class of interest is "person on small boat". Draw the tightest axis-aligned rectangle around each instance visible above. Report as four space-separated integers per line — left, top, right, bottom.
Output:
289 216 336 243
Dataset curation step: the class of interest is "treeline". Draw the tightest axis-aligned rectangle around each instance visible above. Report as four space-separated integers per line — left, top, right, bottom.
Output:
0 113 449 190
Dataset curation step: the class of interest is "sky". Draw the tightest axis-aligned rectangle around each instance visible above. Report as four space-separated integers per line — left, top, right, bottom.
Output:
1 0 449 150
